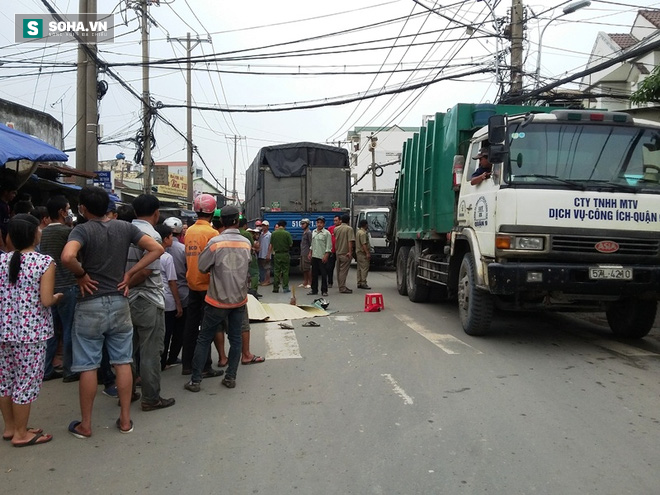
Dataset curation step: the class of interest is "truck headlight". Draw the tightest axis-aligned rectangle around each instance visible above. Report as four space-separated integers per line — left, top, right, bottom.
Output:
496 235 544 251
514 237 544 250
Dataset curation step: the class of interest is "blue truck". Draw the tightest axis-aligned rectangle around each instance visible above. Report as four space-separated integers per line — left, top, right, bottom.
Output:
244 142 351 264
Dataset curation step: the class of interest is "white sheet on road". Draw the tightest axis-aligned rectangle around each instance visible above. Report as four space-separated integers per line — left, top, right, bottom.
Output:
247 294 328 322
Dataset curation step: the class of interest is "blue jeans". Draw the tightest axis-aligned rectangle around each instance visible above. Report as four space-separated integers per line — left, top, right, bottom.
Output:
71 295 134 372
48 286 77 378
192 304 244 383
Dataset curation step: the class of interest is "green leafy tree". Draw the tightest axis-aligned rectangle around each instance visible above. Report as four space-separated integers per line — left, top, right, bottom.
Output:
630 65 660 104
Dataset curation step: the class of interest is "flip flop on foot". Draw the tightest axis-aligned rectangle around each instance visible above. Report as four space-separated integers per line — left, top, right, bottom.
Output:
116 418 134 434
3 427 43 441
242 355 265 365
68 420 91 439
13 432 53 447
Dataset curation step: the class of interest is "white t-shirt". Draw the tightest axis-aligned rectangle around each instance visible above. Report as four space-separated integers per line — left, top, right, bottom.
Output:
160 251 178 312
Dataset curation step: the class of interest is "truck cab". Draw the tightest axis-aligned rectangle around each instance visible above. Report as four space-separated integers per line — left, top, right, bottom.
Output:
393 104 660 339
355 207 390 266
456 110 660 337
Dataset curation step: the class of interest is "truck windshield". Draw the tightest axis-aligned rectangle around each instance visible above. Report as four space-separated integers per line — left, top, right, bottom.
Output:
505 122 660 192
366 211 388 238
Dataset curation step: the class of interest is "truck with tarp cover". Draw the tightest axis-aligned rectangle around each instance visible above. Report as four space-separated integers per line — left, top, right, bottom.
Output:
244 142 351 263
389 103 660 337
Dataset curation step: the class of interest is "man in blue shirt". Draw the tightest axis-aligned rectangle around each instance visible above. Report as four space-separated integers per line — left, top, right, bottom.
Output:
258 220 272 286
470 147 492 186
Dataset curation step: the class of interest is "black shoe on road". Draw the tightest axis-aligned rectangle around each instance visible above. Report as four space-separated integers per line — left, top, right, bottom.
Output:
202 368 224 379
141 397 175 411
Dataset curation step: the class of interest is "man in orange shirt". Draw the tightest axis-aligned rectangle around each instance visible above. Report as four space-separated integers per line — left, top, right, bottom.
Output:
181 194 225 377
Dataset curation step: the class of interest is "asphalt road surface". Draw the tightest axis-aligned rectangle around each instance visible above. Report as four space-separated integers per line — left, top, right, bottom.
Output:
2 267 659 494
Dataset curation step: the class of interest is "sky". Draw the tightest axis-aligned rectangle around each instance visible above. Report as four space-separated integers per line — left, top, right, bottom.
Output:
1 0 658 197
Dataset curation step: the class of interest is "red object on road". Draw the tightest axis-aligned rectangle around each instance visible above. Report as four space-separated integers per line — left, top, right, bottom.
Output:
364 293 384 312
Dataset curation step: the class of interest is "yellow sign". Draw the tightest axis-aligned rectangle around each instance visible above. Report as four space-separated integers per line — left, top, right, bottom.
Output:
158 185 185 197
168 173 188 192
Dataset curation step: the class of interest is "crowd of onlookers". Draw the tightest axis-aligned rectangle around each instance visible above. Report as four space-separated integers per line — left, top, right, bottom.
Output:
0 173 373 447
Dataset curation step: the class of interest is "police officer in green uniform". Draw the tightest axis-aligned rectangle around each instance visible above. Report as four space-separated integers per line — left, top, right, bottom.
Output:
269 220 293 293
238 216 261 299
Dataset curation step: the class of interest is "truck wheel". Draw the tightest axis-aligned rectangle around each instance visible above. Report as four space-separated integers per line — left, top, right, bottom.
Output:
457 253 493 336
396 246 410 296
606 299 657 339
406 246 430 303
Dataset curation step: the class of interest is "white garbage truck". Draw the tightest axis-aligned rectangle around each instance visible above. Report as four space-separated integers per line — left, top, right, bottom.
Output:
389 103 660 337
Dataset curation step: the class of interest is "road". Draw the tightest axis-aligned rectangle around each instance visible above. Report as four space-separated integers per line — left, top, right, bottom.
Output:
2 267 660 494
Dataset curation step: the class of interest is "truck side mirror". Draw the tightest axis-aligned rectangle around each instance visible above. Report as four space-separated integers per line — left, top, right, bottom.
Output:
489 144 508 164
488 115 506 144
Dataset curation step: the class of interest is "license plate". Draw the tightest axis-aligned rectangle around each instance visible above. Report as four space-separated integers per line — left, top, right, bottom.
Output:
589 266 633 280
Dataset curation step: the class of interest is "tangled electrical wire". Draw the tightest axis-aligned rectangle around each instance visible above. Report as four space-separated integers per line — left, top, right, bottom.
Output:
133 97 159 165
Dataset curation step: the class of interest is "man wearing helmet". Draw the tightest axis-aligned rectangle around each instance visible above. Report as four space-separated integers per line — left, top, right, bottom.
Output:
185 205 252 391
182 194 225 377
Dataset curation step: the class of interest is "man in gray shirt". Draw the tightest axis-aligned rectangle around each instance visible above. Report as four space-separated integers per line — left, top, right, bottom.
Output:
126 194 175 412
62 186 164 438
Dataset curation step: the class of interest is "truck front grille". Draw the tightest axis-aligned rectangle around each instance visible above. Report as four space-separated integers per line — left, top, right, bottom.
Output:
551 235 659 256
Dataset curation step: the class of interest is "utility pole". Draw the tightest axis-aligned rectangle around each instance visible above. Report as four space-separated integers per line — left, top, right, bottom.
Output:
86 0 98 176
226 135 245 204
50 90 68 150
168 33 211 206
510 0 524 96
369 134 378 191
75 0 98 183
141 0 152 194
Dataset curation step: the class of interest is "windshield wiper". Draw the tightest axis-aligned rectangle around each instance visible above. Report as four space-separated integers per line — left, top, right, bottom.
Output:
511 174 585 190
583 179 638 193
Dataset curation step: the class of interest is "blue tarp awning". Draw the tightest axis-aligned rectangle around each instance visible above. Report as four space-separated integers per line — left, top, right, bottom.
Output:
0 124 68 165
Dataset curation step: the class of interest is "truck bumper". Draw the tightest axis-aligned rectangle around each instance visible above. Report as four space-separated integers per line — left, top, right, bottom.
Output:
488 262 660 297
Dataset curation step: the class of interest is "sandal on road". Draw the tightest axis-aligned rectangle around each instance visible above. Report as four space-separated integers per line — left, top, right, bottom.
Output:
116 418 134 434
278 322 294 329
242 356 265 365
13 432 53 448
68 421 91 439
302 321 320 327
3 427 43 441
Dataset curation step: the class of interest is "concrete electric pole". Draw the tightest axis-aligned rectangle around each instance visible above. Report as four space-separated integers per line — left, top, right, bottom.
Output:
510 0 524 96
75 0 99 183
168 33 211 206
141 0 152 194
369 134 378 191
227 135 245 204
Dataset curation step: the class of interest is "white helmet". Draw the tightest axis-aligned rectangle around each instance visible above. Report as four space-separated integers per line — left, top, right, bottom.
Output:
163 217 183 234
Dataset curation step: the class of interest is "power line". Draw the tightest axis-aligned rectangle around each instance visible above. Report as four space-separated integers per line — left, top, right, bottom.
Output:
160 66 493 113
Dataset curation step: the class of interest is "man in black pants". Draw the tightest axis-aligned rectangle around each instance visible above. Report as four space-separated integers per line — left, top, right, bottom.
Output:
308 216 333 297
181 194 224 378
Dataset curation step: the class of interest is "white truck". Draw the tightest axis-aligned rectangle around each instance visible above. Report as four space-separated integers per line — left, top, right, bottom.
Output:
391 103 660 338
351 191 393 266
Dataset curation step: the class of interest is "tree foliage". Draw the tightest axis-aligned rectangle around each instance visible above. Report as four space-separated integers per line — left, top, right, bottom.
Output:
630 65 660 104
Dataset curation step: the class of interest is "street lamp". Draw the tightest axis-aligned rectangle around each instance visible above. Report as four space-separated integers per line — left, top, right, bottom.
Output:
534 0 591 89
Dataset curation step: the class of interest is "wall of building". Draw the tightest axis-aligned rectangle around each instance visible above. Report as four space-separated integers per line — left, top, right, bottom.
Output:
631 15 657 41
0 98 62 148
349 127 417 192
